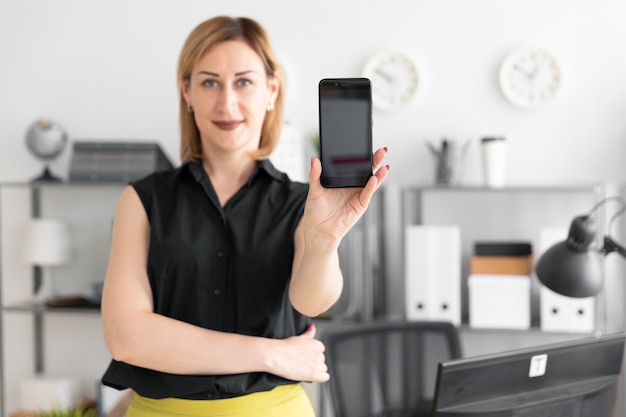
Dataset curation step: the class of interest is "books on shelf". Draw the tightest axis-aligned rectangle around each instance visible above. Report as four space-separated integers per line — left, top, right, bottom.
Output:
68 141 174 183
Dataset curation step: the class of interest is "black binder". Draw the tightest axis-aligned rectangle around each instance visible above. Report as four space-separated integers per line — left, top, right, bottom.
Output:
68 141 174 183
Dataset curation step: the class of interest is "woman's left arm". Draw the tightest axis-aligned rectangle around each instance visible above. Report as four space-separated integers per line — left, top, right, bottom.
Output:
289 147 389 317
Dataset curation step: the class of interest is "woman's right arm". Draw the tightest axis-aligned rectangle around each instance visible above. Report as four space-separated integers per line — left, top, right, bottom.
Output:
101 186 329 382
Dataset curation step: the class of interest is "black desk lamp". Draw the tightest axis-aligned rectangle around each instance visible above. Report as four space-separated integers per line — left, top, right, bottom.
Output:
535 196 626 298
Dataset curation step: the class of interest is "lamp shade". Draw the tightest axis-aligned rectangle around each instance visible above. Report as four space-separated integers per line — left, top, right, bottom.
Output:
22 218 71 266
535 215 603 298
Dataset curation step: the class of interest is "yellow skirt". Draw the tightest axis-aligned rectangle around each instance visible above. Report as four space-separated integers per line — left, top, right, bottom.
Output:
126 383 315 417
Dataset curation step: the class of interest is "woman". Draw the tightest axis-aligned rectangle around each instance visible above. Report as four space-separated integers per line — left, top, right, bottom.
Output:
101 15 389 416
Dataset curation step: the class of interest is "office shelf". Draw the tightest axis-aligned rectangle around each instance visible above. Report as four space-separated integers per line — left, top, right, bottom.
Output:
0 181 123 416
401 184 606 330
3 300 100 314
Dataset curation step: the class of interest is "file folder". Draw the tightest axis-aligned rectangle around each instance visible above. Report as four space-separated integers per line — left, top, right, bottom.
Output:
405 225 461 325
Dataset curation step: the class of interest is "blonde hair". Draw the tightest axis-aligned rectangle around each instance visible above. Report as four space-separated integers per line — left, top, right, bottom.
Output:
177 16 284 162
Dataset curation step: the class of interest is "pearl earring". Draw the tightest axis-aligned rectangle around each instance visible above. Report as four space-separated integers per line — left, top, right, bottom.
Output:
266 101 275 112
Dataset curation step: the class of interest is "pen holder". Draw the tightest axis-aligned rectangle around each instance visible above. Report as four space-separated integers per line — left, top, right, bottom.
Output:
427 138 470 186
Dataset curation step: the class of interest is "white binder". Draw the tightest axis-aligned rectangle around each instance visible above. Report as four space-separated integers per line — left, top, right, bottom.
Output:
538 227 595 333
540 286 595 333
405 225 461 325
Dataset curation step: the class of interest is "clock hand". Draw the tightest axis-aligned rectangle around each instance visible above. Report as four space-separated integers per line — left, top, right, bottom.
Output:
375 68 394 84
513 64 532 79
529 62 540 80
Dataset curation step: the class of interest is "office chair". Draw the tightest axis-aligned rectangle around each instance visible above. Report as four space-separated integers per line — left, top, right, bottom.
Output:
319 320 462 417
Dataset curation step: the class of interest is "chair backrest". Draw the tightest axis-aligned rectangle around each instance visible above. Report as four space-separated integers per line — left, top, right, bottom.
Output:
320 320 462 417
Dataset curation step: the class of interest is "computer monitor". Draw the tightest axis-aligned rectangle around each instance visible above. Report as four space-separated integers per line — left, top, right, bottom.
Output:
431 333 625 417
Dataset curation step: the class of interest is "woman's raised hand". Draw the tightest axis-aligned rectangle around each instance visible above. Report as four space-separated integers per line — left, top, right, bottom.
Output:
303 147 389 245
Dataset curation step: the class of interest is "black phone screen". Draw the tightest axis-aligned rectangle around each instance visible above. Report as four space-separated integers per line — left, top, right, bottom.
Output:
318 78 373 188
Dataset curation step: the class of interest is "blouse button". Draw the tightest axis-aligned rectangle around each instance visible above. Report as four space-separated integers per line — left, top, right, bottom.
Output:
213 289 222 296
207 393 215 399
216 251 224 258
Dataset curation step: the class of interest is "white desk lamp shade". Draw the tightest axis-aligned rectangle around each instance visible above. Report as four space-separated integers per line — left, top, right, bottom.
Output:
22 219 71 302
22 219 71 266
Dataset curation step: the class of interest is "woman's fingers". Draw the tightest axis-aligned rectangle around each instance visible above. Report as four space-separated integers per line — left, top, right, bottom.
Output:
372 147 388 173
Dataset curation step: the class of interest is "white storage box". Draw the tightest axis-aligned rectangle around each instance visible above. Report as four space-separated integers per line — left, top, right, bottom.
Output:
20 375 81 412
469 274 531 329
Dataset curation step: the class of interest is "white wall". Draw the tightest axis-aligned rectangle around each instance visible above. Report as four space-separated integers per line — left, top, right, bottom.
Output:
2 0 626 413
2 0 626 186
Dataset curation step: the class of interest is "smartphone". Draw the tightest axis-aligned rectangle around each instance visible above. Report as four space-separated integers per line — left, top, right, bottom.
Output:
318 78 373 188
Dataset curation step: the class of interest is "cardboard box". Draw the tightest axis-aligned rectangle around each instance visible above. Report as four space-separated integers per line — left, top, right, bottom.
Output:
470 255 534 275
469 274 531 329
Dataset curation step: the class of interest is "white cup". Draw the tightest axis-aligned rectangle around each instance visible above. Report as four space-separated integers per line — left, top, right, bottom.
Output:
481 137 507 188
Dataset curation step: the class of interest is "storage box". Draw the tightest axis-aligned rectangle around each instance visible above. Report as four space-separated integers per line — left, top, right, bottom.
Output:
470 255 534 275
474 241 532 256
469 274 531 329
19 376 81 412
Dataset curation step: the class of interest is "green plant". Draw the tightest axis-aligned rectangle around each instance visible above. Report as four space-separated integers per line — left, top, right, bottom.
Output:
37 405 97 417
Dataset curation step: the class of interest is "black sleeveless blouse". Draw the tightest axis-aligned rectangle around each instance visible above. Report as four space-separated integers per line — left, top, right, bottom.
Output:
101 159 310 399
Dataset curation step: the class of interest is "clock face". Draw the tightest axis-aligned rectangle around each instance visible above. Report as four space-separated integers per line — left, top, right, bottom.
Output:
362 52 419 111
499 48 561 109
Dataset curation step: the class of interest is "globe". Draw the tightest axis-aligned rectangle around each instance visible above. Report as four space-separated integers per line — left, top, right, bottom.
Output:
25 119 69 181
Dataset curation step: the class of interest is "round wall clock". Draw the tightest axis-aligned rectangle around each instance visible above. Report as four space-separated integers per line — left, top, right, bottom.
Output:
362 51 419 111
499 48 561 109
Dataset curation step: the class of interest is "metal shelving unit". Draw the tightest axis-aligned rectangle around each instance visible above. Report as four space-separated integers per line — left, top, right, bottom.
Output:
401 184 606 329
0 182 123 416
0 182 385 416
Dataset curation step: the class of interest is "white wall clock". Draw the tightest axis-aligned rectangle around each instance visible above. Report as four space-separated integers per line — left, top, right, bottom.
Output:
362 51 419 111
499 48 561 109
